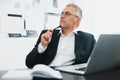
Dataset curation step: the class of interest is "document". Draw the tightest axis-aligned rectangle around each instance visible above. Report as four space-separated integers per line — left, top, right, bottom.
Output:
31 64 62 79
2 69 32 80
2 64 62 79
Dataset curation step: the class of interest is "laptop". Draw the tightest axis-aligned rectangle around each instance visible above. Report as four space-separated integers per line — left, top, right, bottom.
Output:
55 34 120 75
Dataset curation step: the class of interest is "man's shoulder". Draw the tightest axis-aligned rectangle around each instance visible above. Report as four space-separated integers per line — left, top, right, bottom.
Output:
77 31 94 37
76 31 95 43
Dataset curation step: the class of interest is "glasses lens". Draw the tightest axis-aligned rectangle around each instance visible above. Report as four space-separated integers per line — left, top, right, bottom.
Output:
61 12 79 18
65 12 71 16
61 12 71 16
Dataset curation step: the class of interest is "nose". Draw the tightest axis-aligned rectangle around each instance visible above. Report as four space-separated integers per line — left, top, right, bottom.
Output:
60 13 65 19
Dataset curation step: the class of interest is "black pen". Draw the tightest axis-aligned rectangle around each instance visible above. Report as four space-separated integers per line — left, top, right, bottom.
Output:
53 25 61 30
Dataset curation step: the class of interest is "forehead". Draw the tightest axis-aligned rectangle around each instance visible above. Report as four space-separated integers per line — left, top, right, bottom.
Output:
63 6 76 13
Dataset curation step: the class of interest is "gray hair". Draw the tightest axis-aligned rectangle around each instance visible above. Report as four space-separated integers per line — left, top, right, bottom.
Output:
66 3 82 19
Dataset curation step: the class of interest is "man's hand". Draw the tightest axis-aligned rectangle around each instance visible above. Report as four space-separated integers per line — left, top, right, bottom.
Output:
41 29 53 47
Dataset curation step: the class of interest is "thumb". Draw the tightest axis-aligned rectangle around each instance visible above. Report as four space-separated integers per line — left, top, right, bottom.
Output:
48 29 53 36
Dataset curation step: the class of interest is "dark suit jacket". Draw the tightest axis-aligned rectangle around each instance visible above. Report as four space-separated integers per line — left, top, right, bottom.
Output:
25 30 96 68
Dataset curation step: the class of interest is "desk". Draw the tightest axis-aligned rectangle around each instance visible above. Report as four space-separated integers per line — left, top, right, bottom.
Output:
0 68 120 80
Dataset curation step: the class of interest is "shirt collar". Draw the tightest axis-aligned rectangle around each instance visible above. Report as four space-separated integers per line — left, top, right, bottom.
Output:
59 28 78 35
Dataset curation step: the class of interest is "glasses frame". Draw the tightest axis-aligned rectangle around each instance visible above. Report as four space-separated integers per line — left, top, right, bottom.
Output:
61 11 79 18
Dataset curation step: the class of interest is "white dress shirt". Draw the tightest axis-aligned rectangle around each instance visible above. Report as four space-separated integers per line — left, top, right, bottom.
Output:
38 30 77 67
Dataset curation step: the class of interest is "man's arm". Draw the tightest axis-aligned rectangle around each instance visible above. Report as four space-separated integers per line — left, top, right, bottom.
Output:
25 30 49 68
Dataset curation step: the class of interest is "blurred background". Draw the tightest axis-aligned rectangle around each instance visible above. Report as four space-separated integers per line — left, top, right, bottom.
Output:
0 0 120 70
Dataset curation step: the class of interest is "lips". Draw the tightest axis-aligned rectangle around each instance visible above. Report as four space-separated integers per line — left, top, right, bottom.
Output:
60 19 65 23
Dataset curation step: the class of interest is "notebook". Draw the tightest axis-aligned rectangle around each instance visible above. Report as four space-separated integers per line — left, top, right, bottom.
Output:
55 34 120 75
2 64 62 79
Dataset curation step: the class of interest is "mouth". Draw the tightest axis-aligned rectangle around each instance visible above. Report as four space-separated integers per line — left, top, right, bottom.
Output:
60 20 65 23
60 19 65 26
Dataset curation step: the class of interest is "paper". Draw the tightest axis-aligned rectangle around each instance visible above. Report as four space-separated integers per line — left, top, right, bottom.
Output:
2 64 62 79
32 64 62 79
2 69 32 80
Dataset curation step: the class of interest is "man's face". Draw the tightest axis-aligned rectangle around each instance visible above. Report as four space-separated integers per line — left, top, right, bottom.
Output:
59 6 80 30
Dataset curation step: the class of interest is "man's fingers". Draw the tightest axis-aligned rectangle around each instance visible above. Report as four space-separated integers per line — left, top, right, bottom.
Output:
43 34 48 41
41 29 53 47
42 29 53 41
48 29 53 33
48 29 53 36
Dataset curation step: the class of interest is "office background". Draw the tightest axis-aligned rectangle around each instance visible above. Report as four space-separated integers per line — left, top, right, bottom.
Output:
0 0 120 70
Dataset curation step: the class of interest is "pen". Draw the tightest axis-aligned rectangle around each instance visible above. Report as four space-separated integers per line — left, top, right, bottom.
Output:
53 25 61 30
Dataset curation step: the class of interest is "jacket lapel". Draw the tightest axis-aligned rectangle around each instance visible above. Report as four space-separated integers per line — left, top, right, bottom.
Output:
46 30 61 64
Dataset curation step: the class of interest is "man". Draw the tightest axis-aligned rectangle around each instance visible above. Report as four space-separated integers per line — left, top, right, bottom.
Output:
25 3 96 68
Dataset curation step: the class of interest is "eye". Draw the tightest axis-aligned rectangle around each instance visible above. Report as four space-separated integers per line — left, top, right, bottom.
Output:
61 12 64 15
65 12 71 16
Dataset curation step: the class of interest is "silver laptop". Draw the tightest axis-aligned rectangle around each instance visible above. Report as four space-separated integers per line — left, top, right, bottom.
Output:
55 34 120 75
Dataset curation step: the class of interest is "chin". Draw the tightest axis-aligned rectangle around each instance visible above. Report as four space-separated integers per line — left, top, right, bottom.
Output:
60 24 64 27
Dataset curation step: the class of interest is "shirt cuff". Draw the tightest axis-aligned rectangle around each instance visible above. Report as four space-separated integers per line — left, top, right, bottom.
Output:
38 43 47 53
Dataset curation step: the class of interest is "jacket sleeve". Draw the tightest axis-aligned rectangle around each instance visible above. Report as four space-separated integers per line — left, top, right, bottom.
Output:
25 30 47 68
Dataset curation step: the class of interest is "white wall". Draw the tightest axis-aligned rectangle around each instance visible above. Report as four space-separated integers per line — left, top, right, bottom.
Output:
75 0 120 40
0 37 37 70
74 0 93 33
92 0 120 39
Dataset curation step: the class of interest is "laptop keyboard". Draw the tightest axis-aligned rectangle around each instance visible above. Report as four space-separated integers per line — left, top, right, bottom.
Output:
75 67 86 71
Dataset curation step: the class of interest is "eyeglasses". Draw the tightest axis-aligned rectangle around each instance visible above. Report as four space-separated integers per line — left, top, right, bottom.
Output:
61 11 79 18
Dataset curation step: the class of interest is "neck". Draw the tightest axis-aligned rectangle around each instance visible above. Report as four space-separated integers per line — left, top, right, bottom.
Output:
62 28 75 36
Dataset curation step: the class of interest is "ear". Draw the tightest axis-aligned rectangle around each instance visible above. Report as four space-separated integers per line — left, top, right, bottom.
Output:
75 18 80 27
76 18 80 23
